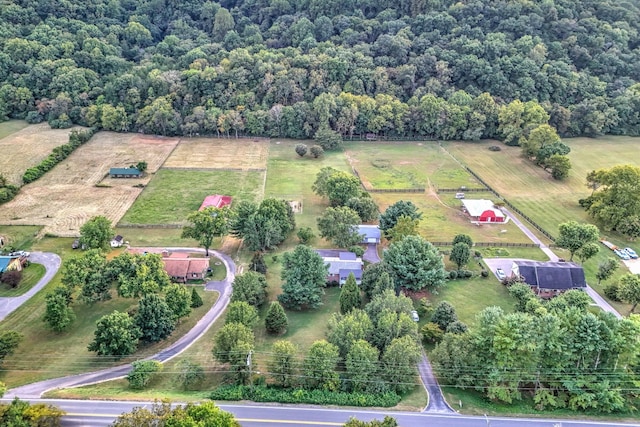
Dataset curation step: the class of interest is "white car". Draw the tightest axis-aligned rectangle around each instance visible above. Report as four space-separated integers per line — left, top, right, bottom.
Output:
614 249 630 260
623 248 638 259
496 268 507 281
410 310 419 322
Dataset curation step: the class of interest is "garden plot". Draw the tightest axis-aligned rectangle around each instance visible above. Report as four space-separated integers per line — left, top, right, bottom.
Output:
0 132 179 236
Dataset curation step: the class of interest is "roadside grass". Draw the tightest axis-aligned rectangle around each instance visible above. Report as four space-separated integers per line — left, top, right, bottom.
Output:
344 142 483 190
120 169 264 225
0 120 28 139
371 192 533 244
0 269 217 388
113 227 202 248
0 225 42 251
444 137 640 239
441 387 639 421
0 263 45 297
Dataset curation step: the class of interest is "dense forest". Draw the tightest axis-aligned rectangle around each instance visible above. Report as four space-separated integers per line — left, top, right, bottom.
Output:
1 0 640 139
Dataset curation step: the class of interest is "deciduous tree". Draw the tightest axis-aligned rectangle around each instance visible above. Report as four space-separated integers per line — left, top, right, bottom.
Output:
268 340 298 388
43 286 75 332
231 272 268 307
79 216 113 251
450 242 471 270
127 360 162 389
303 340 340 391
88 311 140 358
181 207 230 256
0 330 22 365
135 294 176 342
225 301 259 328
278 245 328 310
384 235 446 291
596 258 619 285
379 201 422 234
317 206 362 248
555 221 600 261
177 360 205 390
618 274 640 312
381 335 422 394
345 339 379 393
165 284 191 320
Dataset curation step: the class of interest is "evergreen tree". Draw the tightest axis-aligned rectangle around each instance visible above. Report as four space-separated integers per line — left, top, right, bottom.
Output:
265 301 288 334
190 287 203 308
339 273 361 314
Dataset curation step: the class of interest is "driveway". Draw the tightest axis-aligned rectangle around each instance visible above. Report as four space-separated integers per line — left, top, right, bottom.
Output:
5 247 235 399
363 243 380 263
0 252 61 322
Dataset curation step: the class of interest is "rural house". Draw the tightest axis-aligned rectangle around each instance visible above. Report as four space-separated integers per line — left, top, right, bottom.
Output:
162 253 209 283
109 167 142 178
110 235 124 248
0 255 23 273
317 250 363 285
199 194 233 211
461 199 506 223
511 260 586 298
357 225 381 244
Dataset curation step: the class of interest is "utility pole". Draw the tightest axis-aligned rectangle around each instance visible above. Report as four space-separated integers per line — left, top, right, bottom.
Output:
246 350 253 389
484 414 490 427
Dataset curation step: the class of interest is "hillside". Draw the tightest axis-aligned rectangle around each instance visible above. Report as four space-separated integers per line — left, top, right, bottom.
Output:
1 0 639 138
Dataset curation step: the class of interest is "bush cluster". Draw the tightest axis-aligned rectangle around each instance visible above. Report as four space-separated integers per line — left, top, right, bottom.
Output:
23 128 97 184
448 270 474 279
210 385 400 407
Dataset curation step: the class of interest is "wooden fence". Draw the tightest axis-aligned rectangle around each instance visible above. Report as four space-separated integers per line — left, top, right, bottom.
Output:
430 241 541 248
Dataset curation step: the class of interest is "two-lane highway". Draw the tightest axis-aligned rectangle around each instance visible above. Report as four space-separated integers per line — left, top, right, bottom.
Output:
16 399 639 427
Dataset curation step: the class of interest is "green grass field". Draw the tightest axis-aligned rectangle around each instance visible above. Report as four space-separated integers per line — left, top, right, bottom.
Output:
0 226 42 251
344 142 484 190
120 169 265 225
0 120 28 139
0 263 45 297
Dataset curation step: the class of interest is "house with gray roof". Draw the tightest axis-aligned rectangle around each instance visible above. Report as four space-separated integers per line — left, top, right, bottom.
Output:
317 251 364 285
356 225 381 244
109 167 141 178
511 260 586 298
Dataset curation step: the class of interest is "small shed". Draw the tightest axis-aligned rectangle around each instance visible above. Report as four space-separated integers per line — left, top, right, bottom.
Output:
199 195 233 211
461 199 505 223
110 235 124 248
109 167 142 178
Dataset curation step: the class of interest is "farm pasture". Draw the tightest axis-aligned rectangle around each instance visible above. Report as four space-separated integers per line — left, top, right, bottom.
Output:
0 123 81 185
163 137 269 170
120 169 265 225
344 142 484 190
444 137 640 240
0 132 179 236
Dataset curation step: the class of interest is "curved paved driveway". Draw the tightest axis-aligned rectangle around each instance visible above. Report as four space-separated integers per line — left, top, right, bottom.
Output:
6 248 235 399
0 252 61 322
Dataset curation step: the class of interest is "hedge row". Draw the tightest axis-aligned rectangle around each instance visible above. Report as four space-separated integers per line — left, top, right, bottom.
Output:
210 385 401 407
22 127 97 184
0 184 19 204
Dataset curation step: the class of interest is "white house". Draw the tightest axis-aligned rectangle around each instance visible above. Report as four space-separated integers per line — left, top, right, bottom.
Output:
110 235 124 248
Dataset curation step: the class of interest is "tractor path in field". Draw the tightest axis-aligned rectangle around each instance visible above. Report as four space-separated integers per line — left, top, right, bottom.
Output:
0 252 61 322
5 248 235 399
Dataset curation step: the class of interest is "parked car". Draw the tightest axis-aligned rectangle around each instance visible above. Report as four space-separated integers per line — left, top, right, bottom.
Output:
614 249 630 260
623 247 638 259
495 268 506 281
410 310 419 322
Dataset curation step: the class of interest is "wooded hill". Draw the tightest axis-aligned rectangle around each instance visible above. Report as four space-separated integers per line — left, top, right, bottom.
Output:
1 0 640 139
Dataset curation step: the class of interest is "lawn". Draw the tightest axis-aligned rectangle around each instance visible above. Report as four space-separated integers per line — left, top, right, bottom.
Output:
0 120 28 139
163 137 270 170
0 262 45 297
120 169 265 225
344 142 484 190
444 137 640 239
0 226 42 251
263 140 352 247
371 192 533 244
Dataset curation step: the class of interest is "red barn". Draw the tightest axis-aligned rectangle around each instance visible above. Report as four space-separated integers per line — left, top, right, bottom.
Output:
199 195 232 211
461 199 506 223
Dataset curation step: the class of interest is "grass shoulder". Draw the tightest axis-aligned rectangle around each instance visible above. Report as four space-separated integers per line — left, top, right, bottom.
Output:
0 262 45 297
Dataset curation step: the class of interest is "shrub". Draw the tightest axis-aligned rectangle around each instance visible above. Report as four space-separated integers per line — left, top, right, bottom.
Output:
488 145 502 151
604 283 621 301
421 322 444 343
177 360 205 390
295 144 308 157
474 250 482 258
460 270 473 278
310 145 324 158
348 245 364 257
126 360 162 389
210 385 401 407
417 297 433 317
448 270 458 280
1 270 22 288
481 270 489 278
296 227 315 244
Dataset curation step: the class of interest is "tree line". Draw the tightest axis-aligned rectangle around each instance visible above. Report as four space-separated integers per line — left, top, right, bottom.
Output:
1 0 640 140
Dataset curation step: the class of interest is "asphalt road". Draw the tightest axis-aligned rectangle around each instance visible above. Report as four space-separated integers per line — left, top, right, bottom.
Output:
7 399 638 427
0 252 61 321
5 248 235 399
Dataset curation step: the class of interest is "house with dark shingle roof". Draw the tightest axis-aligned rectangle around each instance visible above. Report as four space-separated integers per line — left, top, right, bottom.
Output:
109 167 142 178
317 251 363 285
356 225 381 244
511 260 586 298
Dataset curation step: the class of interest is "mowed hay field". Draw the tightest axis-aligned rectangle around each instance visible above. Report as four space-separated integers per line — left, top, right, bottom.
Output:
0 123 81 185
0 132 179 236
163 137 269 170
445 137 640 238
120 169 265 225
345 142 484 190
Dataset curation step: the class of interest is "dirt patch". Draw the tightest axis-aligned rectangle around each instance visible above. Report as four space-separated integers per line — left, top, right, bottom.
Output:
0 132 179 236
164 137 269 170
0 124 83 185
623 258 640 274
